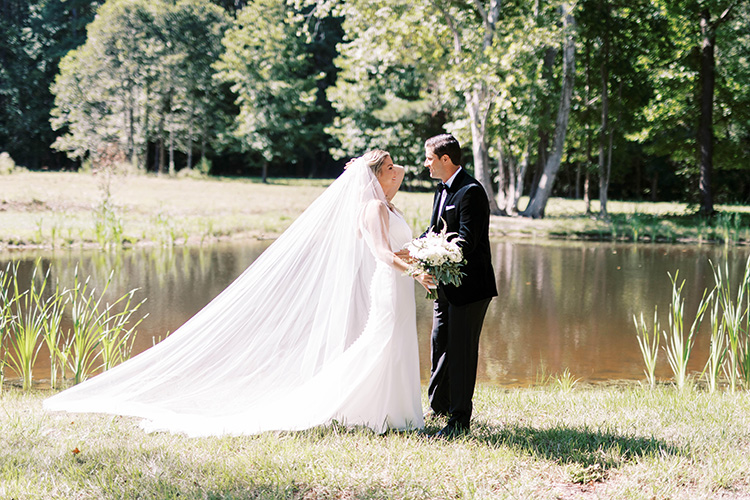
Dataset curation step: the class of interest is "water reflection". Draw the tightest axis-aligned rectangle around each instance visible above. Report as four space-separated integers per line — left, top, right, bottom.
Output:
3 241 748 387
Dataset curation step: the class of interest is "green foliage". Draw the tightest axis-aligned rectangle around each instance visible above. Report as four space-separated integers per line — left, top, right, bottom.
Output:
630 0 750 203
0 0 104 169
214 0 328 171
50 0 231 171
3 0 750 200
323 0 449 171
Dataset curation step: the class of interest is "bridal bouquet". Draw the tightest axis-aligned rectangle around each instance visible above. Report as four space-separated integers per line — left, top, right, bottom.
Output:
404 226 466 300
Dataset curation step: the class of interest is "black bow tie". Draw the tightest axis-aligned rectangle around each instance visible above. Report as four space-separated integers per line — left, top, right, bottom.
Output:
437 182 448 193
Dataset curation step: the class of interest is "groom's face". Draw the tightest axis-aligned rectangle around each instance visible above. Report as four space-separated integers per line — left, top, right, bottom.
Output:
424 147 449 181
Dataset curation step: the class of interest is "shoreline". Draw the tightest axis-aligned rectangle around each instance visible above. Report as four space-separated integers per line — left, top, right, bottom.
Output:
2 171 749 252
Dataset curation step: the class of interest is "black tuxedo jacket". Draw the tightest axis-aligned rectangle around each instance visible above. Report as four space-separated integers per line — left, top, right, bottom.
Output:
428 169 498 306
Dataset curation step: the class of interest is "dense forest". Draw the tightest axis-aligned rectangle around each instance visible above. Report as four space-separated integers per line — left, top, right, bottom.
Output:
1 0 749 216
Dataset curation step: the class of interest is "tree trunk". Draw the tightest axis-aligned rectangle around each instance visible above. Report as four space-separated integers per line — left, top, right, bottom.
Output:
522 3 576 218
513 145 530 214
496 137 508 211
142 81 151 171
584 170 591 215
187 108 194 170
583 38 592 215
698 9 716 216
127 85 135 167
530 47 557 201
466 85 501 214
262 161 268 183
598 29 610 218
433 0 501 213
157 137 165 175
168 125 175 176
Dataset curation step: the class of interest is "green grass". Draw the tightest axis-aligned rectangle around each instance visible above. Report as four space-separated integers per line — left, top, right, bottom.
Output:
2 171 749 250
2 383 750 499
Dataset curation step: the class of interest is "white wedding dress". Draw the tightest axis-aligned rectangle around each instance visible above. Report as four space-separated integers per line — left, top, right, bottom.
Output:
44 158 424 437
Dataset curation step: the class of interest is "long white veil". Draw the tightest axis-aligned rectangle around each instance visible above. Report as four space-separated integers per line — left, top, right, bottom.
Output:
44 158 396 434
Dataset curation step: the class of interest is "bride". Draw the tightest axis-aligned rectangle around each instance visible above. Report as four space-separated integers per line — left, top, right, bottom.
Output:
45 150 431 437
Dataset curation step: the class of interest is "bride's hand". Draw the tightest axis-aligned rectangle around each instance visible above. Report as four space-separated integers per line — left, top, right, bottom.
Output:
395 249 413 263
414 272 436 292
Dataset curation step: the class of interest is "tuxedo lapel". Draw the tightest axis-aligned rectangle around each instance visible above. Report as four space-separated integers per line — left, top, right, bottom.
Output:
429 188 442 230
435 170 467 231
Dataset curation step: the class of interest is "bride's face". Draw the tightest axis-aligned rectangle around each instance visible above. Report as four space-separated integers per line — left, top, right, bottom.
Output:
377 155 404 201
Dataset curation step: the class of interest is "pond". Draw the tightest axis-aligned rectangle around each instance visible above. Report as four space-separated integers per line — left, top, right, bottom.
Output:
3 240 749 387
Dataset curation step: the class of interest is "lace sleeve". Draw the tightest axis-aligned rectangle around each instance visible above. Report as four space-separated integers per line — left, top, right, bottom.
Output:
360 199 405 271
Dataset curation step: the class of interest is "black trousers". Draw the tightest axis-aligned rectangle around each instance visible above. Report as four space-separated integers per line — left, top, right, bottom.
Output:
427 288 491 429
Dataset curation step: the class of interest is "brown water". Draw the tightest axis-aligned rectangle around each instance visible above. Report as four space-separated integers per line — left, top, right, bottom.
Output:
4 240 749 387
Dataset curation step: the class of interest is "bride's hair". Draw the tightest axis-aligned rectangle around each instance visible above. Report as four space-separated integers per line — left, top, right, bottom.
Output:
361 149 390 176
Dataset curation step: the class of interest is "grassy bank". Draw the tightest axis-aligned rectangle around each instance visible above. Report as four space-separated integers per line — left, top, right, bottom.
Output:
2 171 749 250
2 383 750 499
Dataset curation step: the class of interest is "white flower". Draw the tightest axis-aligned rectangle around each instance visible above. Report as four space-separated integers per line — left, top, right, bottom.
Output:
403 226 466 299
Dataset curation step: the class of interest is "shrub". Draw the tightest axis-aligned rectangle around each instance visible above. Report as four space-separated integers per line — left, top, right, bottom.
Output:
0 152 17 174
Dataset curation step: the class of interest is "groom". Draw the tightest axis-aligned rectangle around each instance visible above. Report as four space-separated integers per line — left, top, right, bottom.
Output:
423 134 497 437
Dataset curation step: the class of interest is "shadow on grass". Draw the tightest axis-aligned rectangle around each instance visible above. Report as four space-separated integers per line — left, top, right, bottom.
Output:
469 423 683 482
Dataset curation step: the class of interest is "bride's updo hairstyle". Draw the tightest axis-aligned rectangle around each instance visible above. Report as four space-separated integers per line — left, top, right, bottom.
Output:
361 149 390 177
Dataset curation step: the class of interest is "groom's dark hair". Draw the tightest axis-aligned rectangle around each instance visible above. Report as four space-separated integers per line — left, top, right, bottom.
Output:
426 134 461 166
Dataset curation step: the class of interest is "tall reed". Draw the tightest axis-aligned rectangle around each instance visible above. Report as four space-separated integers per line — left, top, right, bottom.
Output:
702 298 727 393
712 257 750 391
64 268 146 384
40 275 67 389
5 262 50 390
94 199 124 249
65 268 111 384
0 263 14 389
664 272 711 390
98 289 147 371
634 307 660 389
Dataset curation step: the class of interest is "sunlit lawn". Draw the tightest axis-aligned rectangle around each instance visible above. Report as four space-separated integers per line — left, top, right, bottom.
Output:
3 383 750 499
1 171 749 250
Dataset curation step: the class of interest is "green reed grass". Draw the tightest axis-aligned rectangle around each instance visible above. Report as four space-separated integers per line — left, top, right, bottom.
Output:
636 257 750 393
93 199 124 249
702 298 727 393
40 272 66 389
61 267 147 384
98 290 147 371
65 269 115 385
0 261 148 389
0 263 13 389
4 262 54 390
712 257 750 392
633 308 660 389
551 367 580 393
664 272 711 391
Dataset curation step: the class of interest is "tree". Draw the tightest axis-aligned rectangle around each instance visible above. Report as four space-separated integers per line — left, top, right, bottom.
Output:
637 0 742 213
50 0 230 172
574 0 665 216
0 0 103 169
491 1 561 215
321 0 449 174
215 0 326 181
522 2 576 218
